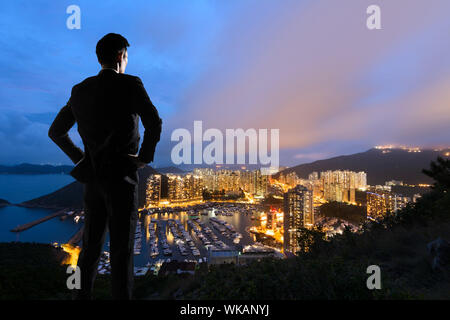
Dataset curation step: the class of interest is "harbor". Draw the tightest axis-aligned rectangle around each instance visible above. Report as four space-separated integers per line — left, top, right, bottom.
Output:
93 202 282 276
138 204 260 266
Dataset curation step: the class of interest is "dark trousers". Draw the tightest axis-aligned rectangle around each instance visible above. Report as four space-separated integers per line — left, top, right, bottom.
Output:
76 174 138 300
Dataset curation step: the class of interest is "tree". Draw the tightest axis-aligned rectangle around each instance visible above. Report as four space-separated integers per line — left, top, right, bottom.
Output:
423 156 450 190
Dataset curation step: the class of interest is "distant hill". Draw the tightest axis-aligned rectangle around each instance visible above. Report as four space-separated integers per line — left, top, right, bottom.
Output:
19 181 85 209
0 199 10 207
276 148 450 185
155 166 185 174
0 163 74 175
20 165 161 209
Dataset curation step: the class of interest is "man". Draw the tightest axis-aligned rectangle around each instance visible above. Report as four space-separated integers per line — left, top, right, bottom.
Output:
48 33 162 299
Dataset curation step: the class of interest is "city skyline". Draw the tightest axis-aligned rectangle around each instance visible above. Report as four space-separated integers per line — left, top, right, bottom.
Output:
1 1 450 167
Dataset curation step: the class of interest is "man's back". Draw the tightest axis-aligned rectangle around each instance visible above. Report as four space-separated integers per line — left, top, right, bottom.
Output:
50 69 162 183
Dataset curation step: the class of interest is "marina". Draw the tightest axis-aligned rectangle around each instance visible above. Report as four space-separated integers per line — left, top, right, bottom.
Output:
94 202 267 276
132 203 263 269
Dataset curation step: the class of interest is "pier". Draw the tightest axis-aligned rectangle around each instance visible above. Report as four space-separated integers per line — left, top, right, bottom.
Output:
68 226 84 245
10 209 68 232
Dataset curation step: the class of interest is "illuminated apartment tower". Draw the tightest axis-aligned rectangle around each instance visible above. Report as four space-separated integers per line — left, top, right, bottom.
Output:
146 174 161 207
283 185 314 254
253 169 268 197
167 174 204 202
239 170 254 194
193 168 217 191
216 170 240 192
184 174 203 200
167 174 184 202
366 189 410 219
320 170 367 204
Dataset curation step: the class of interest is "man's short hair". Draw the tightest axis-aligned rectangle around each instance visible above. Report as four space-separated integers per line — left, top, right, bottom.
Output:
96 33 130 66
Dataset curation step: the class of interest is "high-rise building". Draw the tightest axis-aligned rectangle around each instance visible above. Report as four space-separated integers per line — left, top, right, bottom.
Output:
146 174 161 207
192 168 267 197
283 185 313 254
194 168 217 191
366 188 411 218
253 169 268 197
166 173 204 203
184 174 203 200
167 174 182 201
320 170 366 204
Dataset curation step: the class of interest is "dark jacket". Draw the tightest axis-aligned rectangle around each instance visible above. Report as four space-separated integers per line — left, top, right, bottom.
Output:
48 69 162 184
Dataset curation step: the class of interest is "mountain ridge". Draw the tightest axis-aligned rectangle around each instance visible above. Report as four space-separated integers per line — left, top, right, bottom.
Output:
0 163 74 175
276 147 450 185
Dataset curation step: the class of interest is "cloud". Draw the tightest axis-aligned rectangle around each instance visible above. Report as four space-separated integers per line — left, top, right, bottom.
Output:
172 0 450 158
1 0 450 166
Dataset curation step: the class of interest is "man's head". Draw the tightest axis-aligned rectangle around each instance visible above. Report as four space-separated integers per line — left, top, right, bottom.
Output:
96 33 129 73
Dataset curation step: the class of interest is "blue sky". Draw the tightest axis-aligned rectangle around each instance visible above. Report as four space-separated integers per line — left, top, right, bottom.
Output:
1 0 450 167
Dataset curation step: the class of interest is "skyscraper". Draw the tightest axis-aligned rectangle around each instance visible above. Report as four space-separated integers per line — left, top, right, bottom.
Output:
283 185 313 254
146 174 161 207
320 170 367 204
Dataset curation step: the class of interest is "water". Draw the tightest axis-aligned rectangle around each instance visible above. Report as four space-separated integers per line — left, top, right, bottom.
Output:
0 174 80 244
0 174 264 268
134 210 260 267
0 174 75 204
0 205 81 243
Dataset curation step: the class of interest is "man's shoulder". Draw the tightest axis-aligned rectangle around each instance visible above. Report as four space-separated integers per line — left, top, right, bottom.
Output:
72 75 97 91
117 73 142 84
71 73 142 93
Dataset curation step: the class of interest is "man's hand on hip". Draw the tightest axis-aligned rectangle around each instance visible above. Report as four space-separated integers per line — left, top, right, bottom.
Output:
127 154 146 169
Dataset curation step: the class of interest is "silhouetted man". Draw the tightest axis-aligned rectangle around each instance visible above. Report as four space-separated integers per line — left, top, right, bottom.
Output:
48 33 162 299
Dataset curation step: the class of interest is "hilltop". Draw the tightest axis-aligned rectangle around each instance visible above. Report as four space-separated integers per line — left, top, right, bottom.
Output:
0 163 73 175
277 147 450 185
0 199 10 207
155 166 185 174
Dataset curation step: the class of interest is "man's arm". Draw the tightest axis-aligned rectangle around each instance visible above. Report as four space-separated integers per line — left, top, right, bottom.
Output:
133 77 162 163
48 100 84 165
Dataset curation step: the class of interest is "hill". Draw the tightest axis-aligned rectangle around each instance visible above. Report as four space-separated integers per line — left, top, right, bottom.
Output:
19 181 85 209
277 148 450 185
0 198 10 207
0 163 74 175
155 166 185 174
20 165 161 209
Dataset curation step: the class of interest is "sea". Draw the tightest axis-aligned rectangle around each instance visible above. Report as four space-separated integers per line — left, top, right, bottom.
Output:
0 174 78 244
0 174 262 267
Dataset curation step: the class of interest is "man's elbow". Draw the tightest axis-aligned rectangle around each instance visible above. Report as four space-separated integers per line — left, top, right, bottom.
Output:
48 126 54 140
48 126 56 141
48 125 61 143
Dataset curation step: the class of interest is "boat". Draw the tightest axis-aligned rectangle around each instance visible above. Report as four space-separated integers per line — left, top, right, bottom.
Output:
134 267 149 277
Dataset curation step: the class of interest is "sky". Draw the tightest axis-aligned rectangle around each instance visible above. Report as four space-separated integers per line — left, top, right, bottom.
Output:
1 0 450 167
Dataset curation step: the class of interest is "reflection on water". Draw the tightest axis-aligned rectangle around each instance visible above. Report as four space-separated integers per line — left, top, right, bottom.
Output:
133 208 261 267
